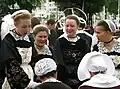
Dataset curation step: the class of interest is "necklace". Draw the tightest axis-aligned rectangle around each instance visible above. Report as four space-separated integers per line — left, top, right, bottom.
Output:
104 38 114 44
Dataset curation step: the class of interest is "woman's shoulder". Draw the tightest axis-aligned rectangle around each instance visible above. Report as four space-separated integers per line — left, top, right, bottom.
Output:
34 82 72 89
2 33 15 42
1 33 16 48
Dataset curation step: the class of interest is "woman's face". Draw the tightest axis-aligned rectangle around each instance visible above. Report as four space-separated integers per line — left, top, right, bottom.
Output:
94 26 112 42
15 19 31 36
34 31 48 47
65 19 78 37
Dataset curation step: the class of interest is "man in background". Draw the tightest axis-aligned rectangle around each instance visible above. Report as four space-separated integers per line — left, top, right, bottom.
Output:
46 19 58 48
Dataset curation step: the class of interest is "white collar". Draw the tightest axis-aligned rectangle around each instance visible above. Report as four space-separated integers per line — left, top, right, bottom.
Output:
42 77 61 83
59 33 80 42
35 44 52 55
81 74 120 88
10 30 30 42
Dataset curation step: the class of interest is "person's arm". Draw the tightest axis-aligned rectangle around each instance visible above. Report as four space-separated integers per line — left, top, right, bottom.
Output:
54 39 64 65
54 38 66 81
0 39 7 88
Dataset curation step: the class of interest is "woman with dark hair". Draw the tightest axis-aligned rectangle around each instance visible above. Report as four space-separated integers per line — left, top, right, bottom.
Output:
93 20 120 79
54 15 90 89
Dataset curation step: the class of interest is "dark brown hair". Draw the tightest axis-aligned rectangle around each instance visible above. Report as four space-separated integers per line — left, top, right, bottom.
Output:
46 19 55 25
65 15 80 26
96 20 111 32
33 25 49 36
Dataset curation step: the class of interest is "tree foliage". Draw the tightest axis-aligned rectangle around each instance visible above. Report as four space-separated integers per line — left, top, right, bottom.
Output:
53 0 83 10
84 0 105 14
52 0 105 14
0 0 42 13
105 0 118 15
0 0 10 16
52 0 106 25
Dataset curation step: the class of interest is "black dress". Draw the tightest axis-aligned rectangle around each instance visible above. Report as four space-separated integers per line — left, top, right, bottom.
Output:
30 45 56 82
54 35 90 89
0 33 33 89
77 31 92 49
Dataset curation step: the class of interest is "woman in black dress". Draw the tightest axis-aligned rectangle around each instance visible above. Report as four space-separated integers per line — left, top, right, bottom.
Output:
30 25 56 82
92 20 120 79
54 15 90 89
0 10 38 89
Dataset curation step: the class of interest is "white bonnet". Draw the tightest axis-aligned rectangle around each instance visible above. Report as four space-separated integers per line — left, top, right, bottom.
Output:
34 58 57 76
77 52 115 81
1 14 15 39
104 20 117 32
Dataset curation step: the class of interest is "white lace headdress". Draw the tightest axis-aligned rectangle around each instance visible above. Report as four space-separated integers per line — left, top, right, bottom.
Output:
1 14 15 40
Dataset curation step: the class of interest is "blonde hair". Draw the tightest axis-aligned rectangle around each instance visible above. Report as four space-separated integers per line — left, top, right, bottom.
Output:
11 10 31 22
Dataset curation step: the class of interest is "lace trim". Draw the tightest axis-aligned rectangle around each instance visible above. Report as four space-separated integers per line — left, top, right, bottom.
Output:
97 41 120 53
35 44 52 55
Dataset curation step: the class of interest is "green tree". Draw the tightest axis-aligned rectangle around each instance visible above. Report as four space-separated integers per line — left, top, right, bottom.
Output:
53 0 83 10
105 0 118 19
52 0 106 25
2 0 42 13
0 0 10 17
16 0 42 11
84 0 105 25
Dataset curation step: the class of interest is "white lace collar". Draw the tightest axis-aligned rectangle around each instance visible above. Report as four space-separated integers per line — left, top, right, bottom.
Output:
35 44 52 55
98 41 120 53
10 30 30 42
59 33 80 42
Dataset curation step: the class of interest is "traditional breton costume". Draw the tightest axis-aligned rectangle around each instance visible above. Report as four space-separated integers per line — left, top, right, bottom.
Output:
92 20 120 79
54 34 90 89
0 10 39 89
1 29 38 89
30 42 56 82
33 58 72 89
77 52 120 89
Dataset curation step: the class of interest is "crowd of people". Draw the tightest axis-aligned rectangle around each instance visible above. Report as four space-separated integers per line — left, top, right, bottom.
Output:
0 9 120 89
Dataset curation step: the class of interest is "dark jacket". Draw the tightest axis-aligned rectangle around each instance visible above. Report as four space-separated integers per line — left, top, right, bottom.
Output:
33 82 72 89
